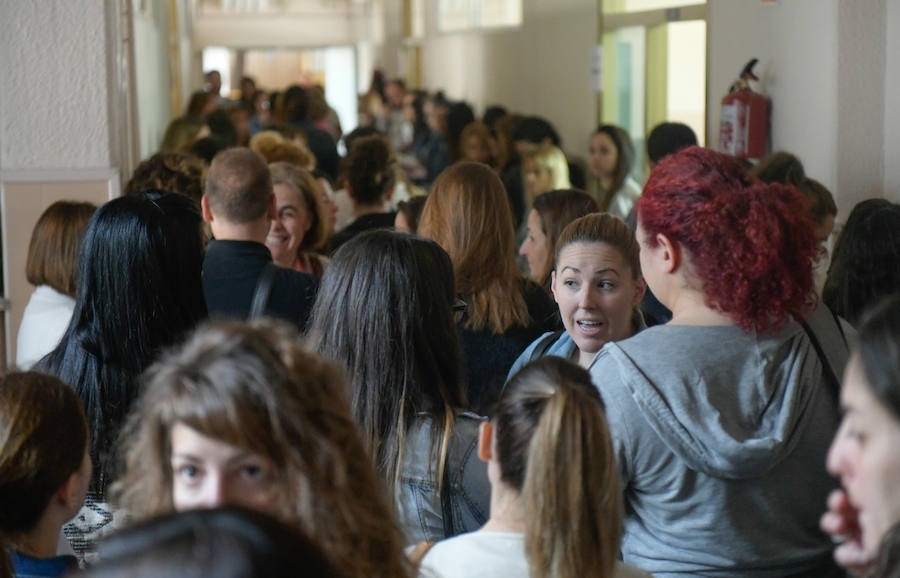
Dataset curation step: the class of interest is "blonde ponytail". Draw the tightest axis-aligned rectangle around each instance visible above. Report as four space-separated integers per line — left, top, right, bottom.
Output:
498 357 622 578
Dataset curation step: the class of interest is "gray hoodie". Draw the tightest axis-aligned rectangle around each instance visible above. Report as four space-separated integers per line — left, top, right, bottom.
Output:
589 306 852 577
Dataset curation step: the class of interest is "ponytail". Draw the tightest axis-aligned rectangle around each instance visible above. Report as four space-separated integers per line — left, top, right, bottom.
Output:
498 357 621 578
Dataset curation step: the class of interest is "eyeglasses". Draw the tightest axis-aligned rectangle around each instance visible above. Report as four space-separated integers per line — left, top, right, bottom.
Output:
453 298 468 323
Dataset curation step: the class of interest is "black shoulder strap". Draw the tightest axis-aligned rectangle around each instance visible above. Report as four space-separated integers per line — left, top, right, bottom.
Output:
249 263 279 320
799 319 841 399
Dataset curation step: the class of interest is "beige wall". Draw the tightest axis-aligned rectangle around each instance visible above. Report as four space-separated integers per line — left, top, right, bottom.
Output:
192 3 372 49
0 0 126 369
1 172 118 370
413 0 598 162
883 0 900 201
707 0 895 218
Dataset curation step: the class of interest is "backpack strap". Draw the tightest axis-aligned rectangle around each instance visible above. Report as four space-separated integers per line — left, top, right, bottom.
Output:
532 329 566 360
829 307 849 348
799 318 841 400
249 263 279 320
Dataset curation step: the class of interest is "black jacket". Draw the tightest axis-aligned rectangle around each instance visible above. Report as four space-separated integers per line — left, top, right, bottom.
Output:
202 240 317 330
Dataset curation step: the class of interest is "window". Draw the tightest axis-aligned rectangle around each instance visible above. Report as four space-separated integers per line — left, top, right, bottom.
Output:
601 2 707 178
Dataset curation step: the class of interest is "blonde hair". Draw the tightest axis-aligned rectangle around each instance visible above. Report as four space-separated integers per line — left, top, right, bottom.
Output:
419 162 530 334
523 145 571 204
113 320 412 578
500 357 621 578
250 131 315 169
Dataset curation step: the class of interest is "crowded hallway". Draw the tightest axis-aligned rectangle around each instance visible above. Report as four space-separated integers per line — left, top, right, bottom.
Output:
2 0 900 577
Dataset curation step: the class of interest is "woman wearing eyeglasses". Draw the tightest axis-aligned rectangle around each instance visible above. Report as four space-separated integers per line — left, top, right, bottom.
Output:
308 230 490 545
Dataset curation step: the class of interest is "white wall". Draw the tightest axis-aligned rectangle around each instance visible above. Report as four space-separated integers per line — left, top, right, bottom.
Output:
0 0 124 368
193 4 370 49
414 0 597 159
707 0 893 218
707 1 838 194
836 0 886 210
0 0 116 169
133 0 173 158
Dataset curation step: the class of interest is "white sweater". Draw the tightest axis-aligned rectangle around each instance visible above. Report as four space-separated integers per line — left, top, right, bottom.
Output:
16 285 75 369
419 531 651 578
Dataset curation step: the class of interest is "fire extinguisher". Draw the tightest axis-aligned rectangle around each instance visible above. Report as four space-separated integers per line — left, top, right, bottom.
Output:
719 58 769 159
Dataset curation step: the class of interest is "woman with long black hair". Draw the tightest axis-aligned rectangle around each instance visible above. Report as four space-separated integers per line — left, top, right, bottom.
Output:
37 191 207 561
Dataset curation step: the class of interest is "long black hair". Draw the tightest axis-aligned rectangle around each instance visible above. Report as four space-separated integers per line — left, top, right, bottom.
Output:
308 230 464 490
823 199 900 326
36 191 207 493
856 294 900 421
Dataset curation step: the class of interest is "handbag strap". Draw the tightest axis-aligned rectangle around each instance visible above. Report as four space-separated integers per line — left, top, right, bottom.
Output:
249 263 279 320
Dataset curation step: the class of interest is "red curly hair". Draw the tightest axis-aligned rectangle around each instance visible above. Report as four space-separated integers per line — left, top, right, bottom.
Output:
637 146 817 333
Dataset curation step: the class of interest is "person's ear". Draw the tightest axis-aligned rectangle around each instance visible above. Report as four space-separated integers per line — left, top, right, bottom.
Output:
267 193 277 221
656 233 680 274
478 421 494 463
632 275 647 306
200 194 214 223
54 471 82 511
550 270 559 304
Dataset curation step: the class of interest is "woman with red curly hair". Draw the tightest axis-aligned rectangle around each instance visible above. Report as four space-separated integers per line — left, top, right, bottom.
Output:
589 147 851 577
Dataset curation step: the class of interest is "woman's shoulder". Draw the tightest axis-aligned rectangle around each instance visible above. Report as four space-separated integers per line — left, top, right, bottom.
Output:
297 252 329 278
507 330 573 381
419 531 527 578
408 412 485 443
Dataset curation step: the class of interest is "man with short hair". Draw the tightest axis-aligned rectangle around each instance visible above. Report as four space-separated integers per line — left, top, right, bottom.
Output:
382 78 412 151
201 148 317 329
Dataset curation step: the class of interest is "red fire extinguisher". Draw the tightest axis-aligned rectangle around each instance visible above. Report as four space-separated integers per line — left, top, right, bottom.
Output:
719 58 769 159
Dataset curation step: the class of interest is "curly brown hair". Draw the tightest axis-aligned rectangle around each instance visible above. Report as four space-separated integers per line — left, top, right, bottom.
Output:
125 152 205 208
250 131 315 169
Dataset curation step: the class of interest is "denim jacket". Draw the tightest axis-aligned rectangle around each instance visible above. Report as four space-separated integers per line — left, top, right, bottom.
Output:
396 411 491 545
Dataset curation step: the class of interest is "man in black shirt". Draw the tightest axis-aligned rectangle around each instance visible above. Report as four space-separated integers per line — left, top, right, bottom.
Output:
201 148 317 329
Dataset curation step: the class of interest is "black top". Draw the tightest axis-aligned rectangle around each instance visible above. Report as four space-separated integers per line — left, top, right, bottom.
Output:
459 279 558 415
501 160 526 230
328 211 397 254
291 121 341 181
202 240 317 330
